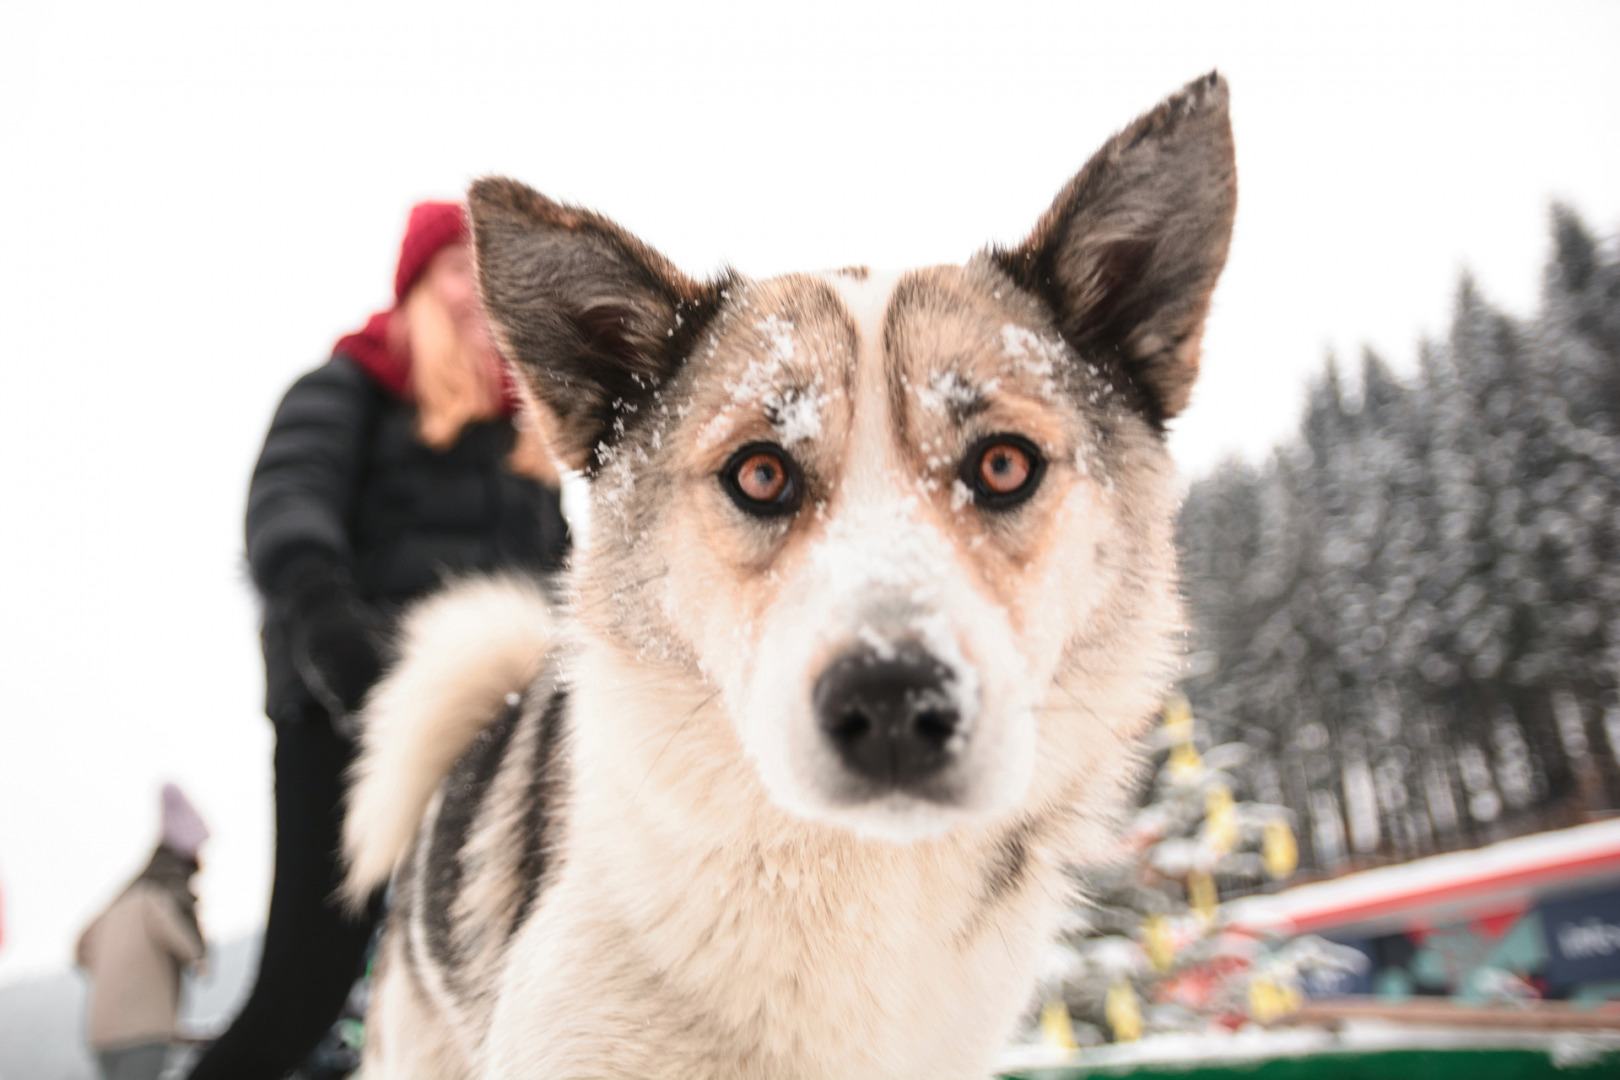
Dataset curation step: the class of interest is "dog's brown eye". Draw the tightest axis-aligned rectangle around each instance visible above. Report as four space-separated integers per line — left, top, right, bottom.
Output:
961 434 1045 510
979 444 1031 494
737 452 787 501
721 442 804 518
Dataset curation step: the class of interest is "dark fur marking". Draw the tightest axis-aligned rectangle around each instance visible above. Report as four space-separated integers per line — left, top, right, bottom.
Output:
948 814 1047 949
882 272 924 445
392 829 423 996
948 393 992 424
983 816 1038 906
421 700 521 999
510 686 569 937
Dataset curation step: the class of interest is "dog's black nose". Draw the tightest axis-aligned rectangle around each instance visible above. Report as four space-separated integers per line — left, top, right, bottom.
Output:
813 644 962 789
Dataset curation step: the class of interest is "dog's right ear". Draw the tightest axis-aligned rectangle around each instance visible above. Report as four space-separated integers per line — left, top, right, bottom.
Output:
469 178 728 473
994 72 1237 424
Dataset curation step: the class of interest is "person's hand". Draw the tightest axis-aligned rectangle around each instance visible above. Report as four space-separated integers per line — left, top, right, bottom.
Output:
274 553 388 724
292 591 385 714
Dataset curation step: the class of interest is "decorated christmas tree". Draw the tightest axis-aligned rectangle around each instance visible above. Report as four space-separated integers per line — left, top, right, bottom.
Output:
1032 695 1365 1050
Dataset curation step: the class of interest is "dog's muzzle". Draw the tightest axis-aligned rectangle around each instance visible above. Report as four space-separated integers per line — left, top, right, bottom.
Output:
813 643 964 796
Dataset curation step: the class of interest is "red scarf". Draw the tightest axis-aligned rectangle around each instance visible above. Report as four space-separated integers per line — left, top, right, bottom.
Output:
333 311 413 399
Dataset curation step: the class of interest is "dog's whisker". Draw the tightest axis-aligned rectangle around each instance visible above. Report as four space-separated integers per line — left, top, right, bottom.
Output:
1044 684 1136 748
627 687 722 753
636 689 721 797
616 567 671 592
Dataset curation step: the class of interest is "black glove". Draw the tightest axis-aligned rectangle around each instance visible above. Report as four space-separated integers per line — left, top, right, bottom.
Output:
272 553 387 723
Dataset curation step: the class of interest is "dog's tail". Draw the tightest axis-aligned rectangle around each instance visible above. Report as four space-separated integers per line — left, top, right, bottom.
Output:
340 573 557 907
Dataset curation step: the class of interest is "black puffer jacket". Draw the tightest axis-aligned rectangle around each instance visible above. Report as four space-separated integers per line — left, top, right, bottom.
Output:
246 356 568 724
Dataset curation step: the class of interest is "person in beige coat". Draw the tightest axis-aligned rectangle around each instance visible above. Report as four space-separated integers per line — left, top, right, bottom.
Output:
76 784 209 1080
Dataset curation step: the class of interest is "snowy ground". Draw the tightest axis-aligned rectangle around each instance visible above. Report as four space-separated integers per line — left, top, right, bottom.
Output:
998 1021 1620 1075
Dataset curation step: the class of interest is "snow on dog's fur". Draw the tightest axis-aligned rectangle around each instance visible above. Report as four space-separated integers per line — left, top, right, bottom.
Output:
344 73 1236 1079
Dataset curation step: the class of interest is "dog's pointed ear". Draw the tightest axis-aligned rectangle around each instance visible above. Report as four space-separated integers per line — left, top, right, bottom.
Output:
995 72 1236 422
469 177 726 472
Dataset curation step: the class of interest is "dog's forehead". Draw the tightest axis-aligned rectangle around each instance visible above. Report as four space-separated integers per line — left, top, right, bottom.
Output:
830 264 1082 435
683 274 860 456
680 263 1083 459
826 262 1061 373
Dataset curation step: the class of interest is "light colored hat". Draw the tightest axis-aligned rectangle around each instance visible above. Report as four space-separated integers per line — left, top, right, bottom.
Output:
160 783 210 858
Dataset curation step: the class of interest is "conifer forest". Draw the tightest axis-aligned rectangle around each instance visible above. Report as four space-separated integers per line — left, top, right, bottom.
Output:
1177 208 1620 873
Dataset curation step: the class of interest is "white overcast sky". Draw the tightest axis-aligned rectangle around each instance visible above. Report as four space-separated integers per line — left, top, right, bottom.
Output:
1 1 1616 982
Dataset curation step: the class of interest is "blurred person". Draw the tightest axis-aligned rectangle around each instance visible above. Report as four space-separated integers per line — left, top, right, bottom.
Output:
186 201 568 1080
76 784 210 1080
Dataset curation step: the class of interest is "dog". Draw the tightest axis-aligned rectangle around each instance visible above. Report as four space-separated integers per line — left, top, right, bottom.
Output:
341 72 1236 1079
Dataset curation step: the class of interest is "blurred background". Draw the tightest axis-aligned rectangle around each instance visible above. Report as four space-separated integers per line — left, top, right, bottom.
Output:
2 1 1618 1076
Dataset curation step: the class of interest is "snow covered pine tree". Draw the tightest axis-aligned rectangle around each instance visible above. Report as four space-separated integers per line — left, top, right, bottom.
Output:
1177 210 1620 870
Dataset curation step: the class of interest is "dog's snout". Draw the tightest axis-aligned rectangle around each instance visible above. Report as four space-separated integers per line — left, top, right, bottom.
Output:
813 645 962 790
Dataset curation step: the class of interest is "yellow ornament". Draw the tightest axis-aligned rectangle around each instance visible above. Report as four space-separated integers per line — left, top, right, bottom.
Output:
1188 870 1217 925
1164 695 1202 778
1143 914 1174 972
1202 783 1238 855
1263 819 1298 880
1039 998 1077 1055
1105 979 1143 1043
1248 975 1302 1024
1164 693 1193 737
1169 740 1203 778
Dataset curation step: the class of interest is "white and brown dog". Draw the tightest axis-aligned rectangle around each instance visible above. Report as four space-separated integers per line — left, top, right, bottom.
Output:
342 72 1236 1079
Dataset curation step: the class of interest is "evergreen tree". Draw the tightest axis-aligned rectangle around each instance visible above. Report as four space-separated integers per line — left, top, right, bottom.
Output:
1178 209 1620 868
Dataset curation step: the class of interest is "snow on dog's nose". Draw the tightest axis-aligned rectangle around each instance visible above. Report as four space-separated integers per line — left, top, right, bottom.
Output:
814 642 963 795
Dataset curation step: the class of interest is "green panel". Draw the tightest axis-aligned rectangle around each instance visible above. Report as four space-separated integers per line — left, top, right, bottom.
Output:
1489 911 1549 974
1001 1048 1620 1080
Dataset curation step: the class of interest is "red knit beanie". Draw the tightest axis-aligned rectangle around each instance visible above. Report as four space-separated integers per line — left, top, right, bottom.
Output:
393 201 470 303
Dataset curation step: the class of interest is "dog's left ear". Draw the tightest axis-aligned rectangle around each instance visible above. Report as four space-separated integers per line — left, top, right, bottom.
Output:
469 177 727 473
995 72 1236 422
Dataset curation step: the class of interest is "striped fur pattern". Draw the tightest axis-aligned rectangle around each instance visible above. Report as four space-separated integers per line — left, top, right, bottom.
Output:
344 73 1237 1079
370 663 567 1072
342 573 558 904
